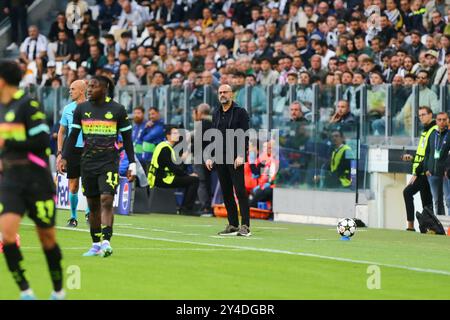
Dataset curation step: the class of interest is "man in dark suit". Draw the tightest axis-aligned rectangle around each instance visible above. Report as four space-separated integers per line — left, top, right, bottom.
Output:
160 0 183 26
206 84 251 236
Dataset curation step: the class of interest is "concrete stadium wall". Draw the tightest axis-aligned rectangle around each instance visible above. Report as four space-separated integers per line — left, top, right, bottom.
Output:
273 145 427 231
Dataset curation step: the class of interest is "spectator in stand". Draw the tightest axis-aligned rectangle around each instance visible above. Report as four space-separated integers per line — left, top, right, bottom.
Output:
289 101 309 124
160 0 184 27
72 33 90 66
404 0 426 33
248 140 279 208
396 70 439 134
40 61 58 87
86 45 107 76
77 65 90 81
434 51 450 86
296 71 314 110
407 30 426 62
79 9 100 38
98 0 122 31
19 25 48 66
138 107 166 172
117 0 145 30
383 54 404 83
257 58 279 86
53 30 76 63
329 100 356 131
4 0 31 51
48 12 73 43
367 71 387 135
65 0 89 33
428 11 446 35
425 50 441 84
308 55 327 83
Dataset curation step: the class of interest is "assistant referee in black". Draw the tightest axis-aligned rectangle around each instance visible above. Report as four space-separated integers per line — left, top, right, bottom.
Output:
206 84 251 237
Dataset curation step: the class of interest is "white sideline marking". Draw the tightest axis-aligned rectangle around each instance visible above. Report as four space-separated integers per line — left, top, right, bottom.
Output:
21 223 450 276
151 228 182 234
116 225 201 236
209 235 262 240
327 229 367 232
182 225 214 227
21 246 241 251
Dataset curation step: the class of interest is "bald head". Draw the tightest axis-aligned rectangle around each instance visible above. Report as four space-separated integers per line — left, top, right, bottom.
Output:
218 84 233 106
70 79 87 102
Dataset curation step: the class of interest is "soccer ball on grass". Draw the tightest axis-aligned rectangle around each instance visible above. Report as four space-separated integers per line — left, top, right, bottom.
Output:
337 218 357 238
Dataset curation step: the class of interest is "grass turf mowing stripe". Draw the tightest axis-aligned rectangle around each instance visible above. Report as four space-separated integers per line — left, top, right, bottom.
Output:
22 223 450 277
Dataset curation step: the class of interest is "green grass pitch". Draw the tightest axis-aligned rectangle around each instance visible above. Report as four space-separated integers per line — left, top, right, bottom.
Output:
1 210 450 300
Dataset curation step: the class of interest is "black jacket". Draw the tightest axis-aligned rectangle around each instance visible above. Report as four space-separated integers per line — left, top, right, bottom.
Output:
424 127 450 176
212 102 250 162
155 145 186 185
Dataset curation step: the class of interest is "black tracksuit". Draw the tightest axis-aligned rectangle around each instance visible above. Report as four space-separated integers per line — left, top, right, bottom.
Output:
403 121 435 222
155 146 199 210
212 102 250 227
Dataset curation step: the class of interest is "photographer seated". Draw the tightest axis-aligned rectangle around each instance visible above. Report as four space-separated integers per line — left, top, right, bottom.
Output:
147 125 199 214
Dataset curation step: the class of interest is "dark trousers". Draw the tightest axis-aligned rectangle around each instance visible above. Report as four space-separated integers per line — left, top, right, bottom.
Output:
10 6 28 44
403 174 433 222
156 175 199 209
216 164 250 227
193 164 212 211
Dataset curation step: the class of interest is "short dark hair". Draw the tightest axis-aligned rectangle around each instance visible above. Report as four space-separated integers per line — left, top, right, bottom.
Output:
164 124 178 136
91 75 115 96
0 60 23 86
133 106 145 113
419 106 433 114
149 106 160 113
417 70 429 78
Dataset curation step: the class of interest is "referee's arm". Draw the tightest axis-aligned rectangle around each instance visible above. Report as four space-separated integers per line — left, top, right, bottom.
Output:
61 107 82 169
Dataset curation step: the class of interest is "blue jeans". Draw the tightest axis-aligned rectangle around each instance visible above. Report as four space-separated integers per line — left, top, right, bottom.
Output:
427 175 450 215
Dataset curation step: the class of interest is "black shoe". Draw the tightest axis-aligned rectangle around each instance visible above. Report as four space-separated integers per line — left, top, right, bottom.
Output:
218 225 239 236
66 218 78 228
237 225 252 237
406 228 416 232
179 207 203 216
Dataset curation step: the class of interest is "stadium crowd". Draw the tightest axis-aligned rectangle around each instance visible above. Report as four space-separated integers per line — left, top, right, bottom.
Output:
4 0 450 213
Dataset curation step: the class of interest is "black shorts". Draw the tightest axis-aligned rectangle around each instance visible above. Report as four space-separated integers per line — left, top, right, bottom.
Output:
81 164 119 197
0 165 56 228
66 147 83 179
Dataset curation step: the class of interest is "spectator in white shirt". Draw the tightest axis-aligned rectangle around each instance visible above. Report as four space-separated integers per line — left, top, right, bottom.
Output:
314 40 336 69
65 0 89 31
117 0 144 30
20 25 48 65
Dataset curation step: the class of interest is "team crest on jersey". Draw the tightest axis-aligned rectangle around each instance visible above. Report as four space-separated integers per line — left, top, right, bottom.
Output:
105 112 113 120
4 111 15 122
85 112 92 118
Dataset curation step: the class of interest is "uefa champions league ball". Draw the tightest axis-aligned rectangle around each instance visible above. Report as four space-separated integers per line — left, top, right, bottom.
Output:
337 218 357 238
